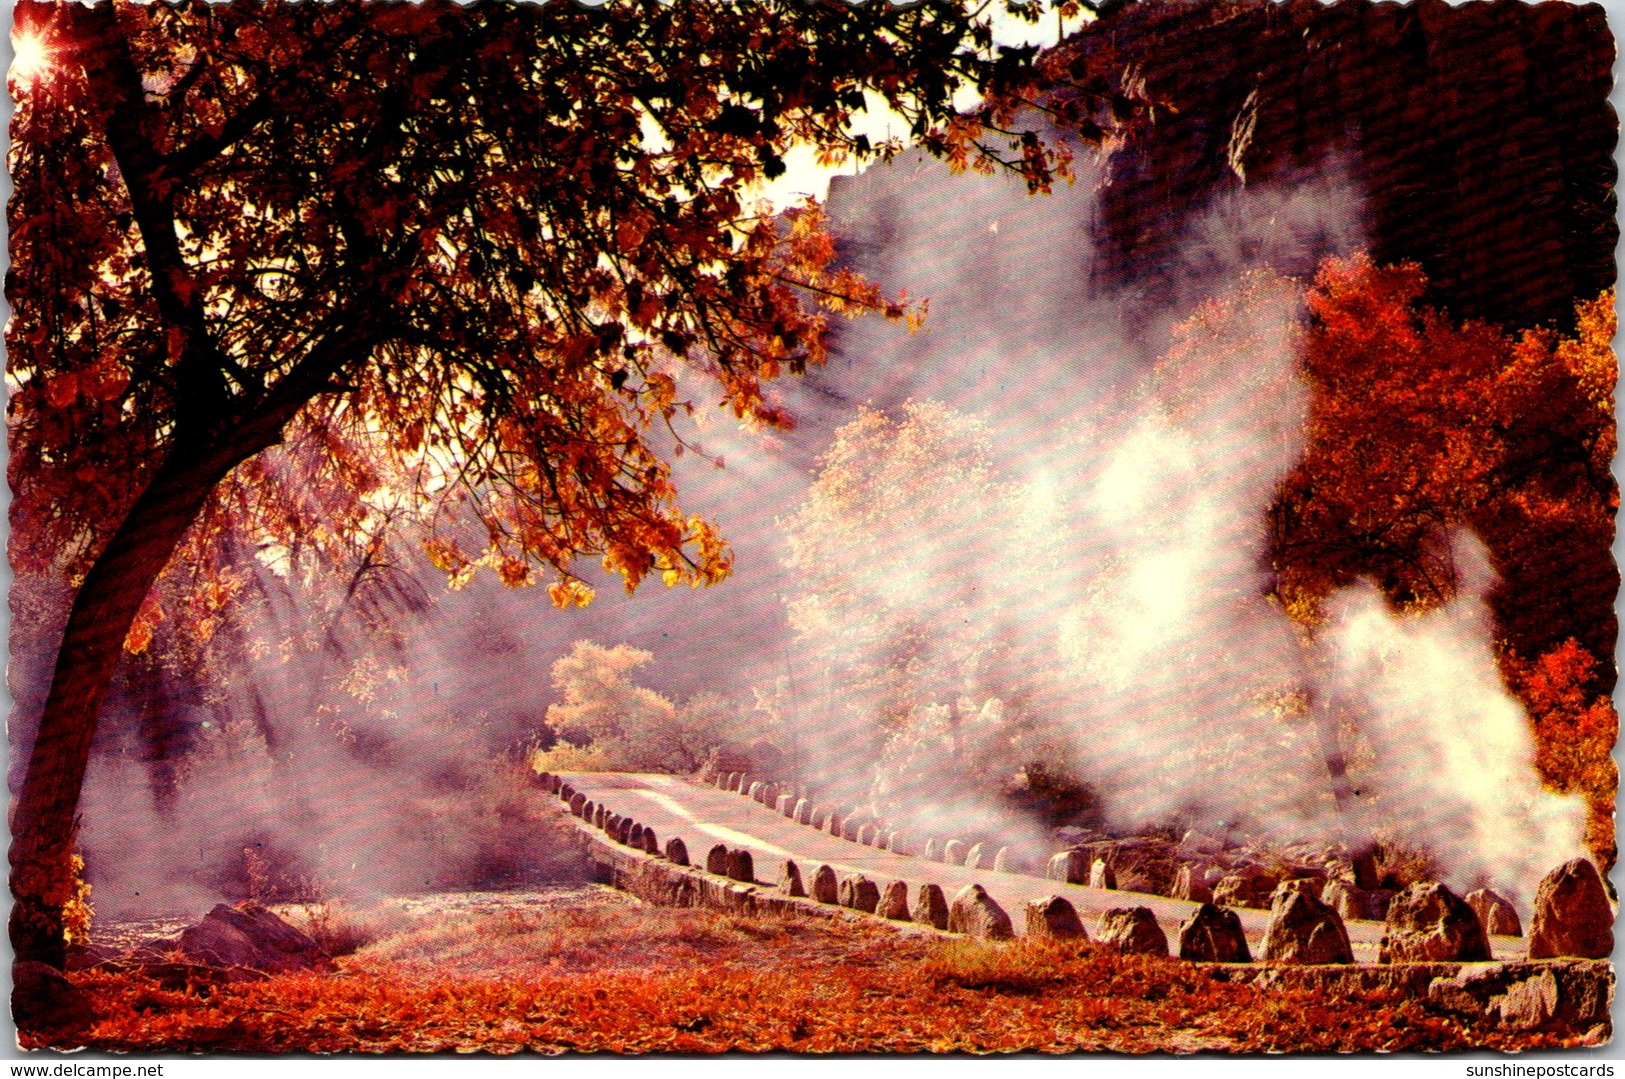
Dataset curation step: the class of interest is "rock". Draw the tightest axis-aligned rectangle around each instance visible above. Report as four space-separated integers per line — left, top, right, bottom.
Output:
559 783 576 802
964 843 987 870
943 840 967 865
1466 888 1523 937
1048 850 1088 884
614 818 634 845
875 831 891 851
780 860 806 898
581 799 595 822
726 848 756 884
628 822 645 848
1089 858 1117 890
1212 869 1276 910
569 792 587 817
1026 895 1088 940
706 843 730 875
1172 863 1214 903
1177 903 1251 963
1323 879 1393 922
922 839 940 862
840 876 881 913
1180 829 1223 855
1428 960 1613 1033
812 865 839 904
858 824 877 846
747 781 765 802
887 833 909 856
640 827 659 855
1378 884 1488 962
828 813 845 837
666 837 690 867
810 806 828 830
1528 859 1614 959
594 805 607 828
1095 907 1168 956
879 881 910 920
841 818 862 842
178 902 333 973
12 961 93 1034
914 883 950 929
777 794 795 815
794 799 812 825
992 847 1024 874
1260 891 1353 964
1352 850 1381 891
1269 878 1320 908
64 943 117 972
948 884 1014 940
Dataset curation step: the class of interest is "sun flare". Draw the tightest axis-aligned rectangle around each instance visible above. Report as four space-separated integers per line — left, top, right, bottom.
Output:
10 31 51 87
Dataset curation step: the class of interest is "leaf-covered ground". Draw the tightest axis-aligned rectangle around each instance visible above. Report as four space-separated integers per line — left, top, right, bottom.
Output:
29 889 1585 1054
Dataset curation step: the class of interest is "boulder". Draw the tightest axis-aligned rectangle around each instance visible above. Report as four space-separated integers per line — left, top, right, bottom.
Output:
914 883 950 930
1177 903 1251 963
628 822 645 848
812 865 839 904
841 818 862 842
964 843 987 870
1048 850 1088 884
875 831 891 851
879 881 910 920
706 843 730 875
858 824 877 846
594 805 607 828
828 813 845 837
794 799 812 825
1323 879 1393 922
747 781 765 802
1528 859 1614 959
841 876 881 914
640 827 659 855
948 884 1014 940
810 806 828 830
1095 907 1168 956
569 792 587 817
1025 895 1088 940
1466 888 1523 937
1212 869 1276 910
1089 858 1117 890
1260 891 1353 964
992 847 1026 874
777 794 795 815
922 839 941 862
559 783 576 802
1171 863 1214 903
726 849 756 884
887 833 909 856
1269 878 1319 907
780 860 807 898
1378 882 1492 963
178 902 333 973
665 837 690 867
615 818 634 845
942 840 967 865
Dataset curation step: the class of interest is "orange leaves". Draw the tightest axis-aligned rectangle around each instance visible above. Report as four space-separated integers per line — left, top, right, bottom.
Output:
547 580 594 610
123 592 164 655
44 917 1566 1055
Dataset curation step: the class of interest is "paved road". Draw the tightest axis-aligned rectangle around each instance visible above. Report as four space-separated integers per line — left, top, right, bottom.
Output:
554 772 1527 963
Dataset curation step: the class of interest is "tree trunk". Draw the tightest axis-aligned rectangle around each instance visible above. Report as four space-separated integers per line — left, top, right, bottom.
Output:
8 439 260 967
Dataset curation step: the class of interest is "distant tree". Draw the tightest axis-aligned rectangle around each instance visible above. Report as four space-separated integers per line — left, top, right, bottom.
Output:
541 641 740 774
8 0 1117 966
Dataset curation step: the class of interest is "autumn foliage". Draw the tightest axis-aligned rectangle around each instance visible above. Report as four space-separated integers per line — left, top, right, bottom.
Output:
34 907 1585 1053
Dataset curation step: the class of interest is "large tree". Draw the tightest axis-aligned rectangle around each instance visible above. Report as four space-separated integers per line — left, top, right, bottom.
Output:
8 0 1118 967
